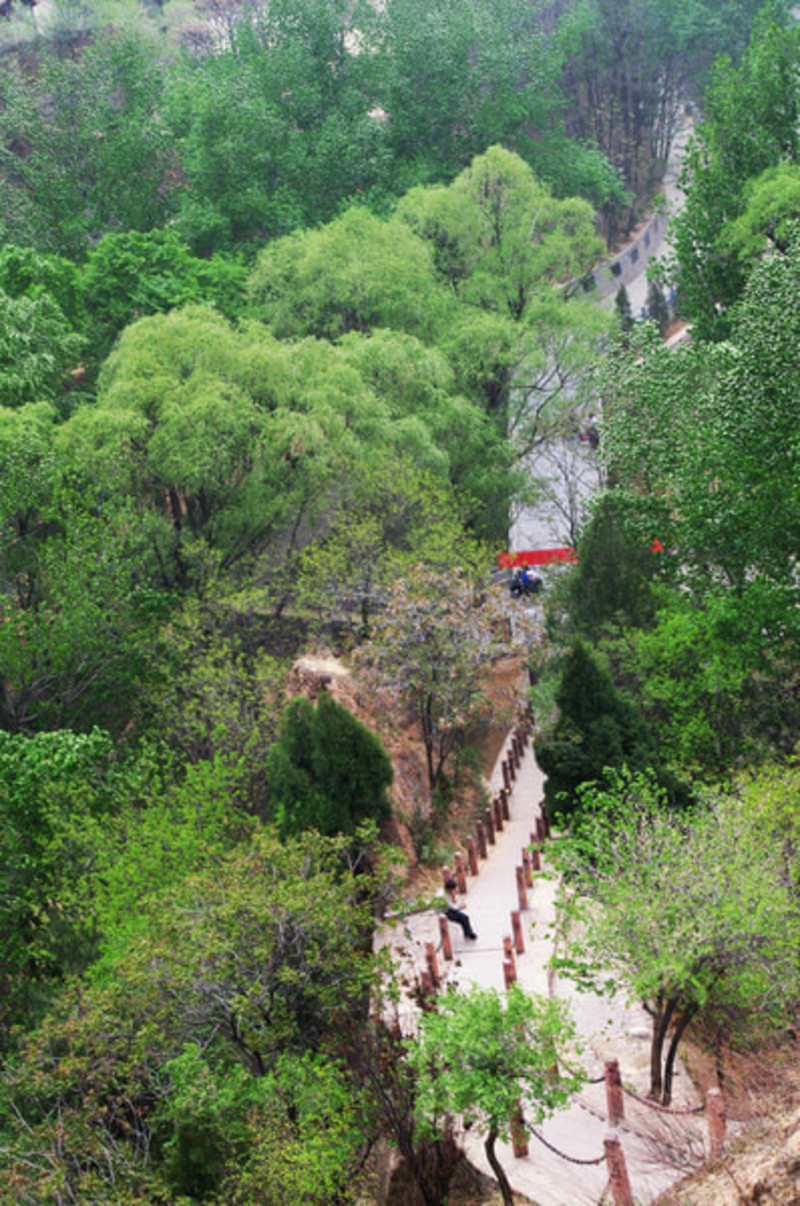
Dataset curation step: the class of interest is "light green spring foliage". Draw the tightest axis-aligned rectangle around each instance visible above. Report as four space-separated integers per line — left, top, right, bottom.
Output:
669 7 800 338
0 827 385 1204
0 290 84 409
361 565 513 792
555 769 800 1050
408 983 584 1140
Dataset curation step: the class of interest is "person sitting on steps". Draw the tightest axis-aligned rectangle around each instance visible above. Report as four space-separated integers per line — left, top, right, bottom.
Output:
444 877 478 940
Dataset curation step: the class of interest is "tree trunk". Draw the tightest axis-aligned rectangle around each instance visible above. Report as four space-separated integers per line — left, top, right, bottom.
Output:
484 1129 514 1206
661 1004 697 1106
648 996 675 1100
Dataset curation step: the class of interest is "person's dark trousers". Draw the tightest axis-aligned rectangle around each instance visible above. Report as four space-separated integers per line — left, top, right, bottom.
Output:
446 906 477 939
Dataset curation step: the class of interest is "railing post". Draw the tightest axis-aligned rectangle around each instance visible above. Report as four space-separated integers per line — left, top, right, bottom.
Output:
438 914 453 961
454 852 467 896
467 834 479 876
511 910 525 954
605 1059 625 1125
604 1135 633 1206
503 959 516 989
522 848 533 888
516 865 528 911
503 935 517 980
707 1087 726 1160
476 819 488 859
484 807 495 845
425 941 440 988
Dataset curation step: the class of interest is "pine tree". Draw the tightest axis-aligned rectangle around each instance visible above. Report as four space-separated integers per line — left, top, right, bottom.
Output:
646 280 670 337
266 692 393 837
614 283 634 334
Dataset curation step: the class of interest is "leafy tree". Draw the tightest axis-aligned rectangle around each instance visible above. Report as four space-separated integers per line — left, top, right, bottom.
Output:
266 690 393 837
719 163 800 262
553 769 800 1103
614 283 634 334
247 205 452 342
0 727 123 1037
79 228 247 364
396 147 609 452
0 244 85 330
534 639 656 819
668 7 800 338
373 0 623 211
407 984 584 1206
0 290 84 410
361 566 508 794
0 31 173 257
602 231 800 594
0 828 385 1201
552 493 663 642
646 278 670 337
165 0 387 254
0 489 168 733
557 0 786 226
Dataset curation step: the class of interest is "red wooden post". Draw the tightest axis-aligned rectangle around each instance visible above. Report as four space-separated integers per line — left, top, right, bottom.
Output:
605 1059 625 1125
510 1101 528 1157
707 1087 726 1160
516 865 528 911
503 959 516 989
466 834 479 876
502 759 511 792
419 969 435 1006
531 842 541 872
501 787 510 821
522 848 533 888
542 812 551 839
604 1136 633 1206
503 935 517 979
484 807 495 845
438 914 453 961
454 852 468 896
476 819 488 859
493 795 504 833
425 941 440 988
508 752 516 782
535 815 546 843
511 910 525 954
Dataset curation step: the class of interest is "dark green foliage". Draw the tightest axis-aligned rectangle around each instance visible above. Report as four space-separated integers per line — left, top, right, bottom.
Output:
646 279 670 336
0 244 85 330
266 692 393 836
670 7 800 338
0 728 122 1037
535 640 655 820
0 33 173 259
614 284 634 333
555 494 664 642
80 229 247 364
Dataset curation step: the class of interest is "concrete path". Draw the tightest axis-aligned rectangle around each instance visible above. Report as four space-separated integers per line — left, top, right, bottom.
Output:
376 731 706 1205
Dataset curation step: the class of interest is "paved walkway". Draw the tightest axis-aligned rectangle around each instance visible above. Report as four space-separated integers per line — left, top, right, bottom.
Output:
376 730 706 1205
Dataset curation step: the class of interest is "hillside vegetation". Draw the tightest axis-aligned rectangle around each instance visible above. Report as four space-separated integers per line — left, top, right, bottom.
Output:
0 2 798 1203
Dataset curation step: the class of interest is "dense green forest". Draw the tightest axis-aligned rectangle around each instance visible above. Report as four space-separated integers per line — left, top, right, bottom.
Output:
0 0 798 1201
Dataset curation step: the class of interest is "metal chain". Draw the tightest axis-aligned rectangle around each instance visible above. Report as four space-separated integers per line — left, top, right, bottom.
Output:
621 1085 706 1115
527 1125 606 1166
576 1100 694 1157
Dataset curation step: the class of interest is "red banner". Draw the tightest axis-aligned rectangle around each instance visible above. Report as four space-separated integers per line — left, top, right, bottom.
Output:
498 549 578 568
499 540 663 568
